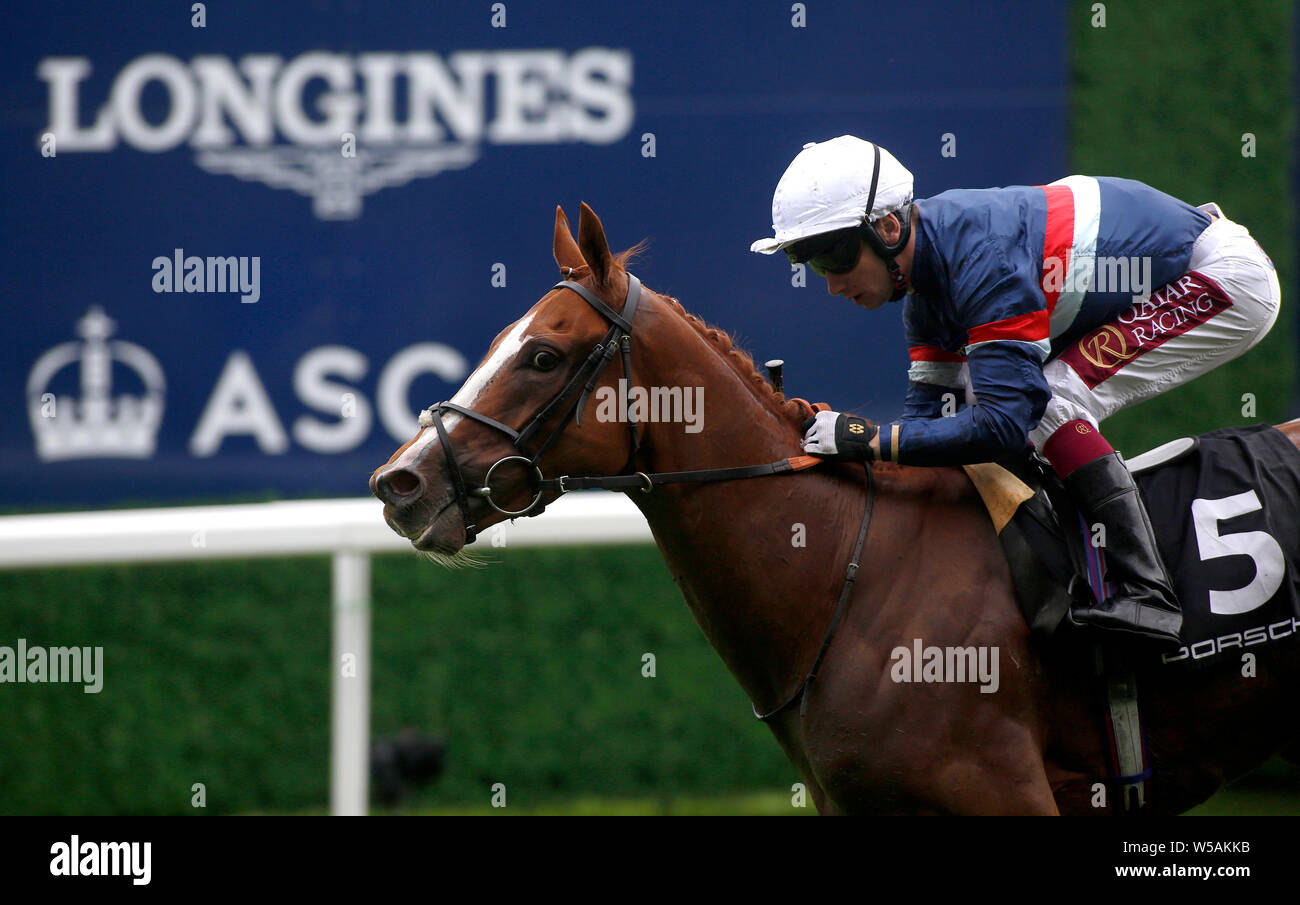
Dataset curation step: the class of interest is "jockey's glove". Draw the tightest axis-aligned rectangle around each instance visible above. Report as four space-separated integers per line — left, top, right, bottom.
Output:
800 410 878 461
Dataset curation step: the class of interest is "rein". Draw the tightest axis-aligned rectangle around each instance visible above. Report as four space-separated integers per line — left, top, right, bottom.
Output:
419 270 875 721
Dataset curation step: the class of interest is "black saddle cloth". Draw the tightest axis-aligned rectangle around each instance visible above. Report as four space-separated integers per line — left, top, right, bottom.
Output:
999 424 1300 669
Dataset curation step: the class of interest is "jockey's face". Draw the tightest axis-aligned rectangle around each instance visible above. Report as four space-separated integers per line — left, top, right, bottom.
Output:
822 213 907 311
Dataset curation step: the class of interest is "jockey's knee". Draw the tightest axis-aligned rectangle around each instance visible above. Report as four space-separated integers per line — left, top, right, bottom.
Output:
1029 366 1102 448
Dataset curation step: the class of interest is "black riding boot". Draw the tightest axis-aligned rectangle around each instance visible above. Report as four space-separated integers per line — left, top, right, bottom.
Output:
1064 452 1183 643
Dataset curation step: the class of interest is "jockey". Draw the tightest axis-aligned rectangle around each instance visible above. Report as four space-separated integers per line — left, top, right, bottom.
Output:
751 135 1281 643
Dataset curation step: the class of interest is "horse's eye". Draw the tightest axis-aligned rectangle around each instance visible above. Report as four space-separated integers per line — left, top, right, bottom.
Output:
532 349 560 371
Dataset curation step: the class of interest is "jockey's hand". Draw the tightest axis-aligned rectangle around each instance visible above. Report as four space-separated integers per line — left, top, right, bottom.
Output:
800 410 879 461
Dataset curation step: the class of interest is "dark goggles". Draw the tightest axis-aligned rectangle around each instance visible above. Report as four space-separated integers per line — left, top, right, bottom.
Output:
783 225 866 276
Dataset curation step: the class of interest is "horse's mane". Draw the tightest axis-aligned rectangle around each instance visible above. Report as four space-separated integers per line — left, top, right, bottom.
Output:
657 294 811 426
569 244 817 429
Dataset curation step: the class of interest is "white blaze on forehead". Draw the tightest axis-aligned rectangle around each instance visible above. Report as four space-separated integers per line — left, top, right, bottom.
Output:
390 311 538 471
449 310 539 412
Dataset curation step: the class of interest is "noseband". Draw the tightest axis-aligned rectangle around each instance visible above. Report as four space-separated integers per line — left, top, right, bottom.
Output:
419 273 646 545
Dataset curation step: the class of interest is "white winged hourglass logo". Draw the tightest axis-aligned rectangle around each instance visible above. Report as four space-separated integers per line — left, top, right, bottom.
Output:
27 307 166 461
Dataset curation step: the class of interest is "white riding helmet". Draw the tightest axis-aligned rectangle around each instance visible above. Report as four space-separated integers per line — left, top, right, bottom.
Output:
750 135 914 255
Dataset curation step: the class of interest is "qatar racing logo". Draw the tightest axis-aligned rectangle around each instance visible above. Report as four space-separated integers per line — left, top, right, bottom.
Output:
1059 272 1233 388
38 50 635 220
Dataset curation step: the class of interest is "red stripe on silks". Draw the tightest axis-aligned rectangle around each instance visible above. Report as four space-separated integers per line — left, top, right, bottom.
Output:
908 345 967 363
1039 184 1075 314
966 309 1049 346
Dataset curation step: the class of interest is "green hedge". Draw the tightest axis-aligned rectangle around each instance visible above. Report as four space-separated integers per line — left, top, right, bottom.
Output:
0 557 331 814
0 547 794 814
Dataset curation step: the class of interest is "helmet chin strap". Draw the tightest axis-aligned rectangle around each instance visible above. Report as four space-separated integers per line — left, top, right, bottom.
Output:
863 201 913 302
885 257 909 301
850 143 914 302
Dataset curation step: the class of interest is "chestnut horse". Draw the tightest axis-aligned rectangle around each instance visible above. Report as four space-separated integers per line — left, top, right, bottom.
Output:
371 203 1300 815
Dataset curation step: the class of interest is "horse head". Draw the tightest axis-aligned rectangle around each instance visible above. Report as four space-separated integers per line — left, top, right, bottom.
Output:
370 202 652 558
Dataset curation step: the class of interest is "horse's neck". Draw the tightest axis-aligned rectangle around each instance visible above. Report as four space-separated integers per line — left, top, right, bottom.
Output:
625 315 878 708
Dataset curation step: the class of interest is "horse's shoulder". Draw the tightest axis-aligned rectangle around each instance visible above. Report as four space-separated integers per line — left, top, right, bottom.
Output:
875 463 979 504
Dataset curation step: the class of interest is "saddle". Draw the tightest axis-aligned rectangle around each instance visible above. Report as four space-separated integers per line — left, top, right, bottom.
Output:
961 440 1197 640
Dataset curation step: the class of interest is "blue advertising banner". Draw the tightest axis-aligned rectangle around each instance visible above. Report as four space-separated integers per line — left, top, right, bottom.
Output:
1 1 1065 508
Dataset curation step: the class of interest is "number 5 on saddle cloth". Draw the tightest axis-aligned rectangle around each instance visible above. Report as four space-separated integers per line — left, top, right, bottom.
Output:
973 423 1300 666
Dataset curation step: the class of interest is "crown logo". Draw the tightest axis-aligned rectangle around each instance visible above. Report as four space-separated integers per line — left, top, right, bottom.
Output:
27 307 166 461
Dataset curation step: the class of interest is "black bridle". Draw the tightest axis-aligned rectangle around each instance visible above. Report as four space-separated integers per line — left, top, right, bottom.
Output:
418 269 875 721
420 273 647 544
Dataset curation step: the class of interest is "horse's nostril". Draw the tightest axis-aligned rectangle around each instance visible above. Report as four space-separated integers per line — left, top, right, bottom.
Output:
380 468 422 500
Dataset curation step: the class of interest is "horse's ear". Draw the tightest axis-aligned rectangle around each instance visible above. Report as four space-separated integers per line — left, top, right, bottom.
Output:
577 201 615 286
553 205 585 274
